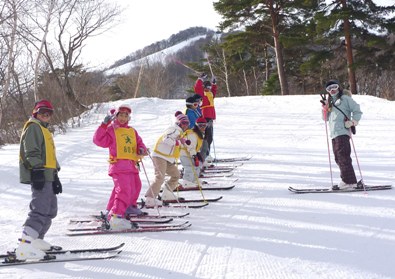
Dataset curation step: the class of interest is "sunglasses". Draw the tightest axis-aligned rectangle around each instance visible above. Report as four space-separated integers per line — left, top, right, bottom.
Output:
180 120 189 126
197 123 207 128
326 84 339 92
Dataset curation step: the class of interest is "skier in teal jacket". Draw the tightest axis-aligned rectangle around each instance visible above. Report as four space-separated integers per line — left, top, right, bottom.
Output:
322 80 362 190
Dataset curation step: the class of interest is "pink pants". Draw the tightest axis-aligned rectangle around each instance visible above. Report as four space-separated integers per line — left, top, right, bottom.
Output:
106 172 142 216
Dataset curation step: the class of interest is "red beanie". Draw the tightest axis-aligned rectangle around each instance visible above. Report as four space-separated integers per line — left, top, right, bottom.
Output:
196 117 207 124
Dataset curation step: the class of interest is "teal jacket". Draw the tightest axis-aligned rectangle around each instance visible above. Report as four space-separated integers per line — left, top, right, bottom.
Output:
325 92 362 139
19 117 60 184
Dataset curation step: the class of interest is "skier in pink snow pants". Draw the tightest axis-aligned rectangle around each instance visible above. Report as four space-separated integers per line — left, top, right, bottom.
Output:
93 104 148 230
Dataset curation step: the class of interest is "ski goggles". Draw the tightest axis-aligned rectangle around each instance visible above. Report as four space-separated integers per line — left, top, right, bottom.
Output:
37 108 54 117
197 123 207 129
326 84 339 92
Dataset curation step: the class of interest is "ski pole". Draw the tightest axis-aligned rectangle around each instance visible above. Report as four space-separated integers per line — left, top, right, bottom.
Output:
182 146 206 202
322 103 334 188
140 159 161 215
349 133 366 191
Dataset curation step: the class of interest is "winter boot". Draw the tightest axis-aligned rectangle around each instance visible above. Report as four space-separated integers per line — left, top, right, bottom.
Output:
125 205 147 217
15 235 47 260
109 214 138 230
179 179 198 188
144 197 162 207
332 181 357 190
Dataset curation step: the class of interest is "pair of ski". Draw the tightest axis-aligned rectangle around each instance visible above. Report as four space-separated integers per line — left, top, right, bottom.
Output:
0 243 125 267
173 179 238 192
289 184 392 194
212 155 252 163
70 212 190 225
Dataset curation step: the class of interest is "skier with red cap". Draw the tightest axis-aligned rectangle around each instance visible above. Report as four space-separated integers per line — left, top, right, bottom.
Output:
16 99 62 260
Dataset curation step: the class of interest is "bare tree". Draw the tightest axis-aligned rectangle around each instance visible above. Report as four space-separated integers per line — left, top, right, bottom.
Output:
42 0 121 108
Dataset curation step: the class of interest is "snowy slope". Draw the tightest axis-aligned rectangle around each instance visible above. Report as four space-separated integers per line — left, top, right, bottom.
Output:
104 35 206 76
0 95 395 278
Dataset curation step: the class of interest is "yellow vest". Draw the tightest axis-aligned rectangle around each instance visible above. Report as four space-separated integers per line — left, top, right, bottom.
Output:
181 130 203 153
201 90 215 109
22 119 57 169
113 127 140 161
153 133 182 159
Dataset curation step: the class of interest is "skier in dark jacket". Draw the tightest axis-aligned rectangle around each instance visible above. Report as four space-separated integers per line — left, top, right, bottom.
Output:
16 100 62 260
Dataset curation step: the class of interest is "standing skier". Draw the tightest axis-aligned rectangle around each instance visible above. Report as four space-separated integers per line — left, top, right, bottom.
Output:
321 80 362 190
144 111 190 206
184 95 202 129
93 104 148 229
179 117 207 188
194 73 217 162
16 100 62 260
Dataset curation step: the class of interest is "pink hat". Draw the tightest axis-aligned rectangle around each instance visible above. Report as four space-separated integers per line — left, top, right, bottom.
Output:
175 111 189 125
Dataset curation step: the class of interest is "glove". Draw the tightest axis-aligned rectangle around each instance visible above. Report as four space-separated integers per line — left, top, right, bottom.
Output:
31 168 45 190
52 172 62 195
137 147 147 155
345 120 358 128
199 73 208 80
180 138 191 145
212 78 216 84
102 112 115 125
193 155 199 167
196 152 204 162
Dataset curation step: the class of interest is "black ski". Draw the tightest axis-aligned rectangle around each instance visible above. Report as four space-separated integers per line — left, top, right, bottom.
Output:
288 184 392 194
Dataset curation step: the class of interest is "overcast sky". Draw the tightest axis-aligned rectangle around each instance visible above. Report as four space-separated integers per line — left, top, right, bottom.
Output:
81 0 394 70
82 0 222 69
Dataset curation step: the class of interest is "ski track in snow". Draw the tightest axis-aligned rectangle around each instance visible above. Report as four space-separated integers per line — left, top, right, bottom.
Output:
0 95 394 278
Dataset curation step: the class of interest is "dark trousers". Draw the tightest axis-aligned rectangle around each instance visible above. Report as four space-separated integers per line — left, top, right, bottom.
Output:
332 135 357 184
205 119 214 155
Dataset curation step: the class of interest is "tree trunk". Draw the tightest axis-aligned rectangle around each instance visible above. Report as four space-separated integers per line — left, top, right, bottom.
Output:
340 0 357 94
0 0 18 133
269 2 289 95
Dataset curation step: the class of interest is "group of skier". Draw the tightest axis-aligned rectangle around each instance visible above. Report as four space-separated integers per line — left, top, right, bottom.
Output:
15 76 361 261
15 73 218 260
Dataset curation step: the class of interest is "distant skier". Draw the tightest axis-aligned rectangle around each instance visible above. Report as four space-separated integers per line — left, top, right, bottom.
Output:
16 99 62 260
194 73 217 163
184 95 202 129
321 80 362 190
93 104 148 229
144 111 190 206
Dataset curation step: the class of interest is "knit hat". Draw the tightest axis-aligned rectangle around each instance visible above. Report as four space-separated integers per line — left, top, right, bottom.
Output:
186 96 196 105
192 94 202 102
32 99 54 116
325 80 339 89
116 104 132 115
175 111 189 125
